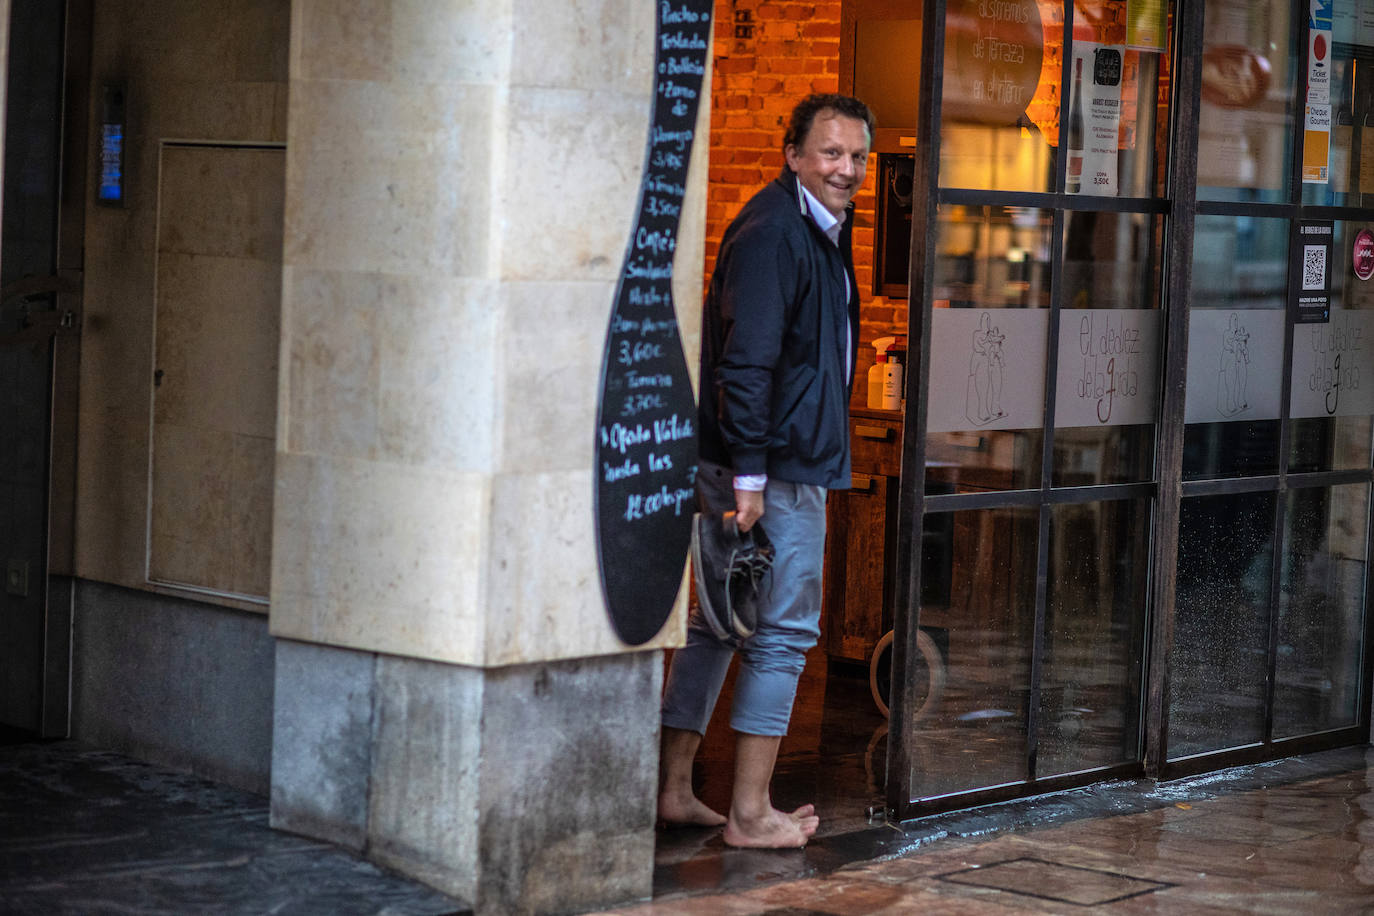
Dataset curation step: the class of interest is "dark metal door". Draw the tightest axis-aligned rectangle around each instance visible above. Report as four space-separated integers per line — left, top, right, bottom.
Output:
0 0 89 737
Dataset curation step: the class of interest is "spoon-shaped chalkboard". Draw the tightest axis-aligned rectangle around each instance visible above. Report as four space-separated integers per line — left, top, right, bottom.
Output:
594 0 713 645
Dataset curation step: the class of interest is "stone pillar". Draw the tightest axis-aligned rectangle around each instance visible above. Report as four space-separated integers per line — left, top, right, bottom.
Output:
268 2 708 913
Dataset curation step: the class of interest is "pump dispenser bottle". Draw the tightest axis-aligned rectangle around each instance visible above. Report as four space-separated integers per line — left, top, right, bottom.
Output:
867 353 887 408
881 356 902 410
867 336 902 410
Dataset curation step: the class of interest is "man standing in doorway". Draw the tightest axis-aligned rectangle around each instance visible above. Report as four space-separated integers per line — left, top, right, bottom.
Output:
658 94 873 848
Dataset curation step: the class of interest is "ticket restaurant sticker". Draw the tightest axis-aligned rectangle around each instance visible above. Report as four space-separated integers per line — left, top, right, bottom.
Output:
1308 25 1332 104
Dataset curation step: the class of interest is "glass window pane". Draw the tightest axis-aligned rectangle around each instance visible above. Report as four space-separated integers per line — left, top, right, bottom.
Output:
1183 215 1289 479
1290 414 1374 472
1065 0 1173 198
1053 211 1164 485
1289 219 1374 472
1040 499 1149 776
1168 492 1276 760
1197 0 1298 202
941 0 1056 192
941 0 1173 195
911 506 1037 798
1275 484 1368 738
926 206 1051 493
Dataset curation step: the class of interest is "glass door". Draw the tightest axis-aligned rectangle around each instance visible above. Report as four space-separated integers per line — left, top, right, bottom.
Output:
889 0 1176 816
1165 0 1374 775
887 0 1374 819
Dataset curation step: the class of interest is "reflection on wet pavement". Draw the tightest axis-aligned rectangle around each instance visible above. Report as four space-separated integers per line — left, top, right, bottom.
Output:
631 745 1374 914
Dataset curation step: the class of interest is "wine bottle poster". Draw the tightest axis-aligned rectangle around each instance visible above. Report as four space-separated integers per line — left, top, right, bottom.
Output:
1067 42 1123 197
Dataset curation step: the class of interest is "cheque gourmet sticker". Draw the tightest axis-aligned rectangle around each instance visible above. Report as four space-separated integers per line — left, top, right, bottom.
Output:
1354 229 1374 282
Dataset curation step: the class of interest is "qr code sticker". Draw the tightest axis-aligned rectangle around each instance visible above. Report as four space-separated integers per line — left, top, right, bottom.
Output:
1303 244 1327 290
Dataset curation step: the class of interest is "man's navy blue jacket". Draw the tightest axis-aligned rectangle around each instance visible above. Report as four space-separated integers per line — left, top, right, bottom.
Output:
697 166 859 490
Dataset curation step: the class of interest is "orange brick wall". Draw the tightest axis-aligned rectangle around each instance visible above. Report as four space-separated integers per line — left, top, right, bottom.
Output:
1026 0 1066 144
705 0 905 405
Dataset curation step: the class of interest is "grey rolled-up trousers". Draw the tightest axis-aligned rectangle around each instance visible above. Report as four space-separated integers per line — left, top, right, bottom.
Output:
660 459 827 737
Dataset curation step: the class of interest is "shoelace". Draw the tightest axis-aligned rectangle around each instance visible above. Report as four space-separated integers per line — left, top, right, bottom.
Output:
727 545 774 598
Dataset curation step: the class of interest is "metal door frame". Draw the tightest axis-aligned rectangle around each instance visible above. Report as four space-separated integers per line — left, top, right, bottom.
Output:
884 0 1374 822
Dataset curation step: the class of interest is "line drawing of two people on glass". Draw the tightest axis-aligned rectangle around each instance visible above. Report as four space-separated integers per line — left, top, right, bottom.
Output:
1217 311 1250 417
965 312 1008 426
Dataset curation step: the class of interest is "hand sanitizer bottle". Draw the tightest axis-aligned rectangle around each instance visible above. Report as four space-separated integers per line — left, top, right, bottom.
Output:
868 352 888 409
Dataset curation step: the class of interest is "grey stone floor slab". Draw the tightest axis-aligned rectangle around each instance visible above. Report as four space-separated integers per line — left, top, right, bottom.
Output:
0 741 468 915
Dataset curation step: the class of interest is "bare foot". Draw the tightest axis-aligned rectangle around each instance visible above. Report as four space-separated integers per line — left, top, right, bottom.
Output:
722 803 819 848
657 786 727 828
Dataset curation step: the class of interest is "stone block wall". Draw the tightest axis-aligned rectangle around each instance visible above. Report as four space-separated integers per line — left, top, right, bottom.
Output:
272 0 708 666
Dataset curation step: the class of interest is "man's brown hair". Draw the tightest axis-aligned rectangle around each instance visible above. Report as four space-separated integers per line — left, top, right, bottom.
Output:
782 93 875 153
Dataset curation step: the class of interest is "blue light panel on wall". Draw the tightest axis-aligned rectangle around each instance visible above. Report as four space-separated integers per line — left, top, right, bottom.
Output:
98 84 125 205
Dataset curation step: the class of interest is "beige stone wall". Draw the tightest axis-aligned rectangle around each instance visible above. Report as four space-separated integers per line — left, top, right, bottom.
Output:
271 1 709 666
77 0 289 611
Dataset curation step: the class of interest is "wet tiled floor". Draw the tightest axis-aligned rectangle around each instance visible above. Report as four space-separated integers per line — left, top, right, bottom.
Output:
0 741 466 915
627 745 1374 914
4 725 1374 913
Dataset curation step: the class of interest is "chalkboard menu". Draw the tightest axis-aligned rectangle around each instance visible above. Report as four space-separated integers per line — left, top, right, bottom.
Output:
594 0 711 645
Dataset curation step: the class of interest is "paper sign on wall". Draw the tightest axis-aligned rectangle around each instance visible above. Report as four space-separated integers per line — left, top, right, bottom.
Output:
926 308 1049 433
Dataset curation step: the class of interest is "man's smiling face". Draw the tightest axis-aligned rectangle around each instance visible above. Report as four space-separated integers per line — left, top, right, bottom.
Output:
784 110 871 219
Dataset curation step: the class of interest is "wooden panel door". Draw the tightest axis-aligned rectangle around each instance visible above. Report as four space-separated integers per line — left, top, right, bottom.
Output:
823 473 894 663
